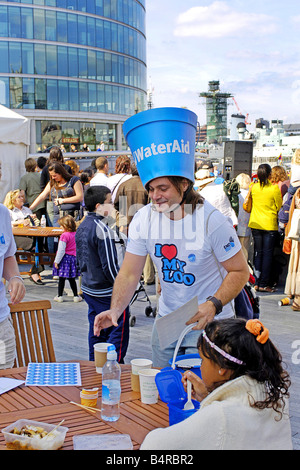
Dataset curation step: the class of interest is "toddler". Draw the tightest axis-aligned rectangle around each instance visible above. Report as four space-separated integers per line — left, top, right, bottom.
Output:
53 215 82 303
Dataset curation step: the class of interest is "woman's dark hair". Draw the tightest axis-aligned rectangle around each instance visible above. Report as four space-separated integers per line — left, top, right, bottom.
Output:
145 176 204 212
198 318 291 418
80 171 91 184
257 164 272 187
48 162 72 187
47 146 64 164
84 185 111 212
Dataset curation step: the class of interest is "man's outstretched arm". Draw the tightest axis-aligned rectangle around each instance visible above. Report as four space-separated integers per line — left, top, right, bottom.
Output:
94 252 147 335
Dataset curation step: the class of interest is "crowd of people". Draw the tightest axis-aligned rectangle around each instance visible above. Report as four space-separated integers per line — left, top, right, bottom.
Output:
194 154 300 308
0 124 297 449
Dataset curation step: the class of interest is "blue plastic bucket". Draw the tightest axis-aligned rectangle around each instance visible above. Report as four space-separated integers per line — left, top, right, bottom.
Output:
155 368 200 426
122 107 198 187
168 353 202 378
168 399 200 426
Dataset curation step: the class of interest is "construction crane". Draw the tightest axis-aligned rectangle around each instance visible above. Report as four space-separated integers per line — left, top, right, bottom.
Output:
232 97 251 125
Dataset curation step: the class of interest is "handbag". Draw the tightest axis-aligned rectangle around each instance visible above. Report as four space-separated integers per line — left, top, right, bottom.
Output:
283 237 292 255
287 208 300 240
243 187 252 213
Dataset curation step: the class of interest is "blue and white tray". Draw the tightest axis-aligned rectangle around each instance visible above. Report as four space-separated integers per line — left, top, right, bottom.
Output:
25 362 81 386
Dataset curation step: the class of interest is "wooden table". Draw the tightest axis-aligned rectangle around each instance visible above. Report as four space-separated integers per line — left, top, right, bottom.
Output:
12 226 63 238
0 361 169 450
12 226 63 272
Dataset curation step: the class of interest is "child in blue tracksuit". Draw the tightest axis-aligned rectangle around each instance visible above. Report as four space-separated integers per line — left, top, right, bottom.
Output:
75 185 130 363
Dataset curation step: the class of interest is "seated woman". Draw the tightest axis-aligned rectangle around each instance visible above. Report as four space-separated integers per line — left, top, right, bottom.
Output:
30 162 83 227
141 318 292 450
3 190 44 285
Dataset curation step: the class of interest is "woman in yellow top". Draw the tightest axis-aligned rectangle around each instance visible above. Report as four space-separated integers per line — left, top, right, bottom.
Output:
249 164 282 292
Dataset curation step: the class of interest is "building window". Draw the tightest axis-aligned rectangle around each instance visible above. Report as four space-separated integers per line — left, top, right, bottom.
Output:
23 77 35 109
69 81 79 111
9 42 22 73
22 43 34 74
47 79 58 110
35 78 47 109
10 76 22 108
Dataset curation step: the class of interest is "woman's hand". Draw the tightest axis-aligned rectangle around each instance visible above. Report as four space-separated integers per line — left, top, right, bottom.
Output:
54 263 59 269
182 370 209 402
54 198 64 206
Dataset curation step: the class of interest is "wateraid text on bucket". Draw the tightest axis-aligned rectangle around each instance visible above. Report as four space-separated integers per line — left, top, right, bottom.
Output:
132 139 191 163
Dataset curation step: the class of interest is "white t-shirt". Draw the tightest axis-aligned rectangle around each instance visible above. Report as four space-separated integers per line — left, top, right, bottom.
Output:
200 182 238 226
9 206 33 223
107 174 132 202
89 172 108 187
127 201 241 319
0 205 17 322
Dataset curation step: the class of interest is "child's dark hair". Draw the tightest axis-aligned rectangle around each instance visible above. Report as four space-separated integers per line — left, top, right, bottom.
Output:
58 214 77 232
198 318 291 418
84 185 111 212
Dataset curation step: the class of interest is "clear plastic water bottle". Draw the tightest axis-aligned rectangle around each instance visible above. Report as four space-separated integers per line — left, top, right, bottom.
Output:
101 345 121 422
40 215 46 227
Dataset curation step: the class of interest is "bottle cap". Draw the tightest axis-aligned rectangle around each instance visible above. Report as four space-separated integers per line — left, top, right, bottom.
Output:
107 345 117 360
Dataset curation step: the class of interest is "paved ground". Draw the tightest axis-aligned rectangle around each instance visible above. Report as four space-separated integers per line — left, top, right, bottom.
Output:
15 266 300 450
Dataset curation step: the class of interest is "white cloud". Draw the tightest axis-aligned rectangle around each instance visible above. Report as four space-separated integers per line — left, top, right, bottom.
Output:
291 15 300 23
174 1 278 39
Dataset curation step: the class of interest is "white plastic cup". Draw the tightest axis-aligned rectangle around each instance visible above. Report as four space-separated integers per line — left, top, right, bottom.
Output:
130 358 153 392
94 343 113 373
138 368 160 404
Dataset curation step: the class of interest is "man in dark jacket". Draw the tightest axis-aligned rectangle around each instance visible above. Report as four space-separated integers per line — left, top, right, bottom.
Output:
75 186 130 363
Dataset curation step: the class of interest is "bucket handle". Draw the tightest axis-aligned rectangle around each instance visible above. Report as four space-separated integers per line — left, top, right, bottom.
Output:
171 323 197 369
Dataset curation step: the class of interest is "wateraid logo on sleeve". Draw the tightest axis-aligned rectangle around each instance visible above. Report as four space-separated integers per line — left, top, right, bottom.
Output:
133 139 190 163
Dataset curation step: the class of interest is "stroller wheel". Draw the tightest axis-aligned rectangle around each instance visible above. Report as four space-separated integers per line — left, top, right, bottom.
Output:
130 315 136 327
145 306 153 317
152 307 157 317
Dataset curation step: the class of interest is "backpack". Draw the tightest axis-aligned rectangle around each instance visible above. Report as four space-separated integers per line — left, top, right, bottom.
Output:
223 179 240 217
278 185 298 234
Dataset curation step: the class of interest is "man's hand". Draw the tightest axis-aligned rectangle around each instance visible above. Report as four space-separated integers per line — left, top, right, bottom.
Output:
94 309 119 336
186 301 216 330
7 277 26 305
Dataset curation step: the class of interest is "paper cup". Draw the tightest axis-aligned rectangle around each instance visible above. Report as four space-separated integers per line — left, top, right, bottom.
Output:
94 343 113 373
138 369 160 404
130 358 153 392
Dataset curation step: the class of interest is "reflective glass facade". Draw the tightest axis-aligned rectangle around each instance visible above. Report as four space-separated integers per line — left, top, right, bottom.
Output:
0 0 147 151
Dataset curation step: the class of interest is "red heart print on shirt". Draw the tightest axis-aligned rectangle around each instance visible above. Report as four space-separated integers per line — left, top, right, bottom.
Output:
161 244 177 261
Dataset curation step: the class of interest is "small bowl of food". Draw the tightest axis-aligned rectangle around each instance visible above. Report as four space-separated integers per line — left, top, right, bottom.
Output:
1 419 68 450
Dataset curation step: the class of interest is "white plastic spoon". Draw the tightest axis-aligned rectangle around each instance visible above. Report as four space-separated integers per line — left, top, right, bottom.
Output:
183 379 194 410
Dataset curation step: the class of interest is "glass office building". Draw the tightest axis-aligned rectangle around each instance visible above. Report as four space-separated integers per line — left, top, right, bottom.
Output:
0 0 147 152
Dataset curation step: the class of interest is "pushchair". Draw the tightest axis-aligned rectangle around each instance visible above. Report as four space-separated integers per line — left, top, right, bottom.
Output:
114 229 156 327
129 281 157 327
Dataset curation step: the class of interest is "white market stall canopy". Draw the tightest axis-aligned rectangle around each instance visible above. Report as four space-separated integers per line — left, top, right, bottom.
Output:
0 105 30 203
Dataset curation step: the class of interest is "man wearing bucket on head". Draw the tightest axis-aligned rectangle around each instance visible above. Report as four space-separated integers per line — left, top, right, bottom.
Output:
94 107 249 367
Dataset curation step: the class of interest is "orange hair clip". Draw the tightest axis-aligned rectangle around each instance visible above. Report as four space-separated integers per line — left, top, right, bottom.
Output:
245 319 269 344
